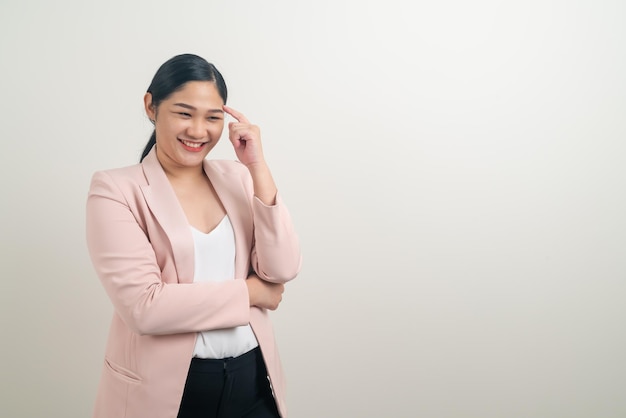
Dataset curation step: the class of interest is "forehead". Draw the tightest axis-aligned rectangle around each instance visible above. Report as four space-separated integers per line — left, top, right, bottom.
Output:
166 81 223 106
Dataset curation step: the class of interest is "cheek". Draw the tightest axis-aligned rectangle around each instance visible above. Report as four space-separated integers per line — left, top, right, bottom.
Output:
158 120 183 135
155 122 180 145
210 123 225 137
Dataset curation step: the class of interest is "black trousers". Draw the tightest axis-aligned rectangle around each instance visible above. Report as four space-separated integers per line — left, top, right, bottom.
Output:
177 347 281 418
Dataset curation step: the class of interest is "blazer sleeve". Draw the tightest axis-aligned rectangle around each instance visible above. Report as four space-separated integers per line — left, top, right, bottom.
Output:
86 171 250 336
249 192 303 283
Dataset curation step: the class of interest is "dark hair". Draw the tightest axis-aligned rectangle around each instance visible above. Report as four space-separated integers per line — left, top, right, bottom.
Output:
140 54 228 162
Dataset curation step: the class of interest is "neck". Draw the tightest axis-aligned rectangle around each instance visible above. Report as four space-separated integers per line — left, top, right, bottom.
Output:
156 152 205 184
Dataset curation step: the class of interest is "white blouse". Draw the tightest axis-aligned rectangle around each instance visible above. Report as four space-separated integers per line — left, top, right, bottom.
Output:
190 216 258 359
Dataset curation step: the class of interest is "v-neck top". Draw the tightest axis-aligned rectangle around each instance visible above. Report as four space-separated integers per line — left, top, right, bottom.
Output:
190 216 258 358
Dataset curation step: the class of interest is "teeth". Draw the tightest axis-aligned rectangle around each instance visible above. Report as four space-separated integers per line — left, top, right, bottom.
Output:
181 140 203 148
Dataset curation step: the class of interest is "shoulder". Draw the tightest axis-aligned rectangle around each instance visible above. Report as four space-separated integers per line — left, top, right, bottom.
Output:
204 159 254 199
89 162 146 196
92 160 145 180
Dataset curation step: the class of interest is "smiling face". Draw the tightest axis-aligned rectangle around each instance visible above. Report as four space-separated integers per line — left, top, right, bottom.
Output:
144 81 225 172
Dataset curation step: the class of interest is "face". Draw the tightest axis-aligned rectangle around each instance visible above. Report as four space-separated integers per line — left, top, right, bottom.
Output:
145 81 225 171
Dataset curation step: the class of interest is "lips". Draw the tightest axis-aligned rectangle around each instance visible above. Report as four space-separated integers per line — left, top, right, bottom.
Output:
179 139 207 152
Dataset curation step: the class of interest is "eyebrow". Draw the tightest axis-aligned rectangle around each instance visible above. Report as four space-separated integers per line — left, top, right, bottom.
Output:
173 103 224 113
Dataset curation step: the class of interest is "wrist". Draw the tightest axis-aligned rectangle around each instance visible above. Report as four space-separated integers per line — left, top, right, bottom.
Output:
245 160 269 175
247 162 277 205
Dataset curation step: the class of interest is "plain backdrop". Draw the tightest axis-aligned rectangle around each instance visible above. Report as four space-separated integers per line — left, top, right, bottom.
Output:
1 1 625 417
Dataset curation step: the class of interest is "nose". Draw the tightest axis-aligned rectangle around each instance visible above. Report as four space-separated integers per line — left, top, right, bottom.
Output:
186 118 206 139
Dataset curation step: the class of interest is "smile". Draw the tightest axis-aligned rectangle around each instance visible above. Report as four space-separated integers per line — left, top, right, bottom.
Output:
179 139 207 150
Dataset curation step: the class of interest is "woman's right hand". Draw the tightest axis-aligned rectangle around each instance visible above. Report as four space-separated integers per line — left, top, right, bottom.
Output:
246 273 285 310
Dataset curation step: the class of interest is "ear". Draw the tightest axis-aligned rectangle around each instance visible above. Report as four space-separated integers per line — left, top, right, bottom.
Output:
144 93 156 121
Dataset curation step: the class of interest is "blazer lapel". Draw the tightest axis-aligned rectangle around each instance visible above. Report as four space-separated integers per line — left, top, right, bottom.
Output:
139 148 195 283
203 160 253 280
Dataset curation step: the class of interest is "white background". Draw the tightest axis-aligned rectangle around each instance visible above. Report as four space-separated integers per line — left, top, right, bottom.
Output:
1 1 625 417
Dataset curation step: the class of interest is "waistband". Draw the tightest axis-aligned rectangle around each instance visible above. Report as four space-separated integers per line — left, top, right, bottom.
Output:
189 346 261 373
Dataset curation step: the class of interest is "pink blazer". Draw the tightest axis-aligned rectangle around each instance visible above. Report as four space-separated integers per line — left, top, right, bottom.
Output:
86 148 301 418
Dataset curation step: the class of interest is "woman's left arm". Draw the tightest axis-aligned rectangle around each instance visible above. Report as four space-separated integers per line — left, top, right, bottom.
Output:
224 105 302 283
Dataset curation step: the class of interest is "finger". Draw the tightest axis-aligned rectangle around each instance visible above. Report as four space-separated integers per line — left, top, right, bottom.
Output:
229 123 260 144
228 122 249 133
223 105 250 124
228 124 250 142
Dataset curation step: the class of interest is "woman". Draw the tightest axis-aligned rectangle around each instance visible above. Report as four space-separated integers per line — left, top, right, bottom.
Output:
86 54 301 418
